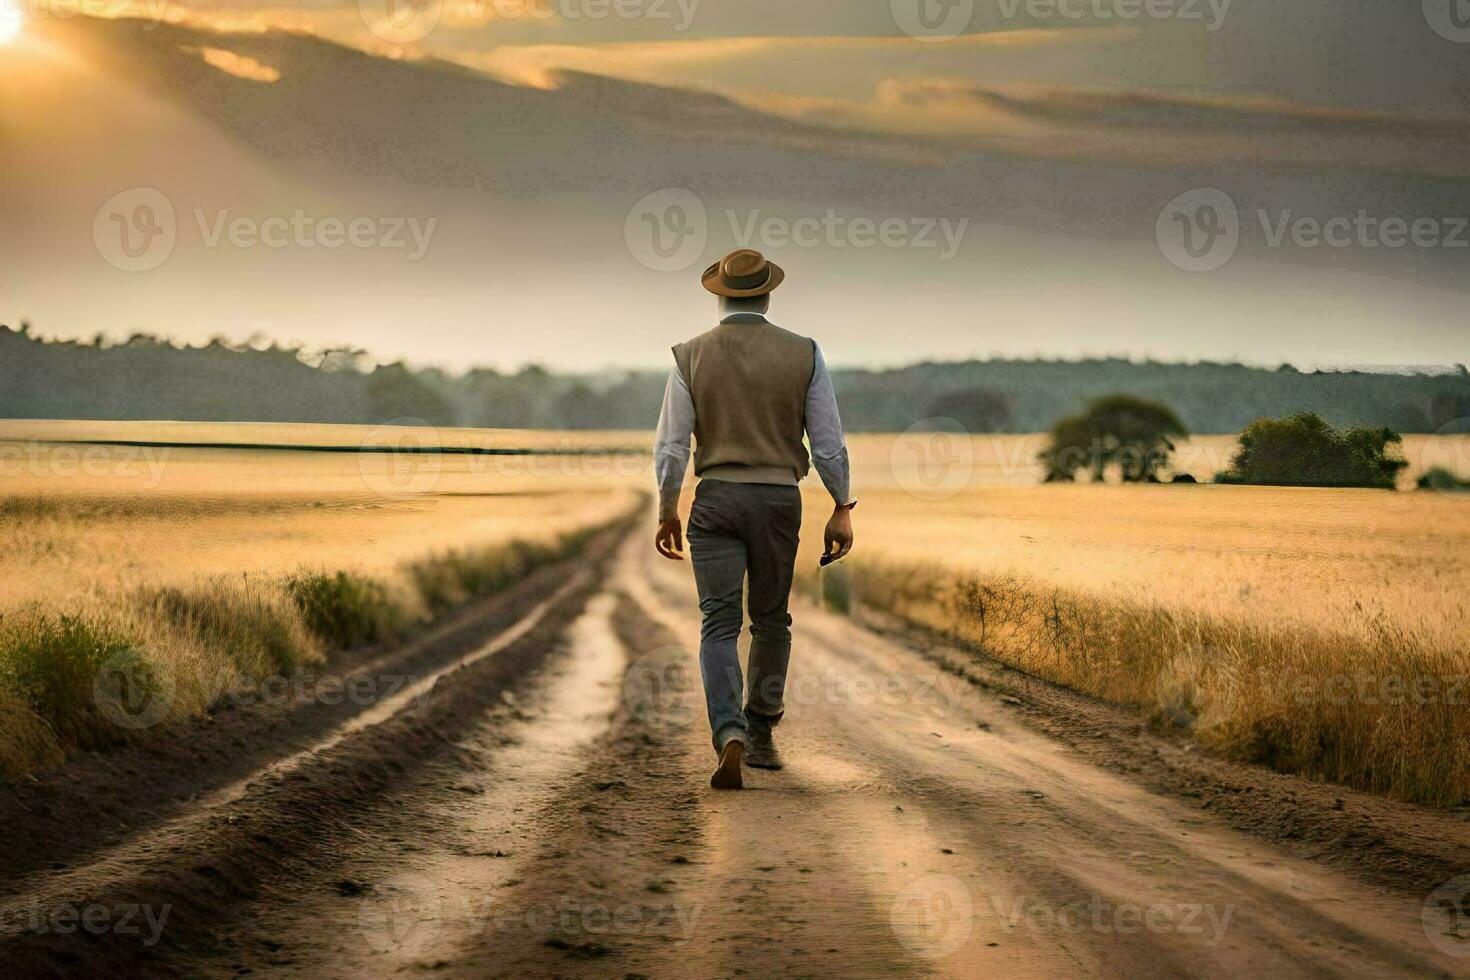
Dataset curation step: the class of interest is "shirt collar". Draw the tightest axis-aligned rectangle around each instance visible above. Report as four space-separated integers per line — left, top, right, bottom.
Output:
719 312 770 325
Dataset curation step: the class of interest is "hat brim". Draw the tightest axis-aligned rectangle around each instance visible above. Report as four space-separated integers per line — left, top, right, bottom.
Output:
701 260 785 297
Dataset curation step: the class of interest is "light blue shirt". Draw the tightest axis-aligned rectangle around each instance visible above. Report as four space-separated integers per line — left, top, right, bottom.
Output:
654 313 853 520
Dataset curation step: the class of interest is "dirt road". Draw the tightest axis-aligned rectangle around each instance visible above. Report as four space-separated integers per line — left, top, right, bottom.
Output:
2 519 1467 978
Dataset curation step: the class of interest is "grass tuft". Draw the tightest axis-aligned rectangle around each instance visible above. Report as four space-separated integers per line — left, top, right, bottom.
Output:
287 571 407 650
0 612 151 751
143 581 320 676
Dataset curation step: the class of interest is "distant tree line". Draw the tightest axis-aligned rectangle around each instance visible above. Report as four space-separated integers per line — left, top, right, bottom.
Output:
3 323 1468 434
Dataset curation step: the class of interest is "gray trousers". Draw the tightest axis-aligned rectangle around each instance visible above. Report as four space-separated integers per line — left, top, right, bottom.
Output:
687 479 802 752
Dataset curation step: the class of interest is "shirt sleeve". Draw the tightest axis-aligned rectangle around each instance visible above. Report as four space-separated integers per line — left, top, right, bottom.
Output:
653 363 695 521
805 342 854 508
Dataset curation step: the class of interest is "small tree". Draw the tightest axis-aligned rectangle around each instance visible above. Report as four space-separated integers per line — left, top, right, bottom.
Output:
1039 394 1188 483
1217 412 1406 489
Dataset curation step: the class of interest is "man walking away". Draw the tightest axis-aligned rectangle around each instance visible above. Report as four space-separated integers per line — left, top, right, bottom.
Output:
653 248 856 790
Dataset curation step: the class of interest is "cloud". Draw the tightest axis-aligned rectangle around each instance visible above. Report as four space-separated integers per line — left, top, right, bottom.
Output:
197 45 281 81
878 81 1470 136
723 77 1470 178
48 5 1470 181
459 26 1134 88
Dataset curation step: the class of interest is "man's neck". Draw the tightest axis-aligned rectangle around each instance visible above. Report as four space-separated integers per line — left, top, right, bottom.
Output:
720 311 769 324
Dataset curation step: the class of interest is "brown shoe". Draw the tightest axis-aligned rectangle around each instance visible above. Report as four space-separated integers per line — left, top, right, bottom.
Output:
710 739 745 790
745 725 783 770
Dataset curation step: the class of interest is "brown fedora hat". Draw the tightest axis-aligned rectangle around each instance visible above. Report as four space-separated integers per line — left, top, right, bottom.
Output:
701 248 785 297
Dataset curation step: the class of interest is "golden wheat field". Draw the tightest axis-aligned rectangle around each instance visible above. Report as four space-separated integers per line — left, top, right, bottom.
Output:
4 421 1467 640
3 420 1466 634
0 421 648 776
799 433 1470 804
829 432 1470 640
0 420 646 609
2 421 1468 800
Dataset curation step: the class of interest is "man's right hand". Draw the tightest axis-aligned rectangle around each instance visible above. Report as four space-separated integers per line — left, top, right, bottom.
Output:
655 517 685 561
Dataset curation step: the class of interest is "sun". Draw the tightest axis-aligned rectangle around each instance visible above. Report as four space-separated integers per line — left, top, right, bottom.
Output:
0 8 22 45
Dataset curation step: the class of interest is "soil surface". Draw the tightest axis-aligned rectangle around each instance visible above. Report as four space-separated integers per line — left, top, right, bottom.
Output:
2 520 1468 978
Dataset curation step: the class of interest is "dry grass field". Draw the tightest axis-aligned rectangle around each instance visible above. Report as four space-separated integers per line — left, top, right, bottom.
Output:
3 421 1468 803
789 434 1470 804
0 421 645 778
828 433 1470 640
0 420 647 608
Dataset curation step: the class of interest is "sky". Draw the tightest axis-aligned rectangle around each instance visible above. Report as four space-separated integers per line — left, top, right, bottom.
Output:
1 1 1467 371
